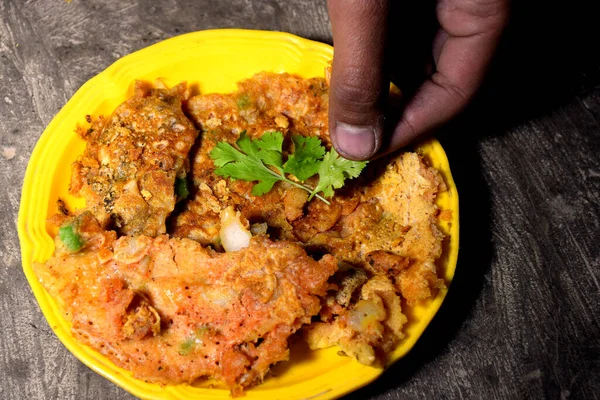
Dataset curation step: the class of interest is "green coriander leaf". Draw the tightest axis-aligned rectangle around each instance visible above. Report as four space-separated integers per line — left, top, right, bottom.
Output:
213 161 278 187
235 131 259 155
234 131 284 173
210 141 246 167
253 131 284 171
58 224 84 252
283 135 326 181
209 131 364 205
210 132 282 195
251 177 280 196
255 131 284 153
310 148 367 199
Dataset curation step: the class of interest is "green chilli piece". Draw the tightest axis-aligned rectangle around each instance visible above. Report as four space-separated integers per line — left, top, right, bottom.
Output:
236 93 251 110
58 224 84 252
178 338 195 356
175 177 189 202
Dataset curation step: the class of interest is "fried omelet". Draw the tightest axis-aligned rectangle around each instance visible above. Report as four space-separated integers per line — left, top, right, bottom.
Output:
174 72 447 364
35 212 335 394
35 73 448 394
70 82 198 236
172 72 330 245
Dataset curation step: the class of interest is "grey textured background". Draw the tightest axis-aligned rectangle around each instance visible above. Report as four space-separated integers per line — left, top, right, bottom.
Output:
1 1 599 399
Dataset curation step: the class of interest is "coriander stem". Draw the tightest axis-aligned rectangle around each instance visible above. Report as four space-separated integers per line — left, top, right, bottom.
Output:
314 192 331 205
283 177 331 205
261 164 331 205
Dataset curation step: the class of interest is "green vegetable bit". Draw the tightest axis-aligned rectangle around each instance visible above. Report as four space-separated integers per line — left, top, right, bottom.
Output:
178 338 195 356
236 93 251 109
179 326 210 356
58 224 84 252
175 176 189 202
209 131 367 204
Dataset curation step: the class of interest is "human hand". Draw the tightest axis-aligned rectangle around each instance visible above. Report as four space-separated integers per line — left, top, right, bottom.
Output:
327 0 509 160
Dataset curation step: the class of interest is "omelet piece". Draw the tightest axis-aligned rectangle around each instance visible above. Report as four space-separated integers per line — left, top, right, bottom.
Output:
70 81 198 236
35 213 336 394
297 153 447 365
304 275 407 365
305 152 447 304
172 72 330 247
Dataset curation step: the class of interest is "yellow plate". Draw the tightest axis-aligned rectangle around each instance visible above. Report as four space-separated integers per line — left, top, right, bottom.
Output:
18 29 459 400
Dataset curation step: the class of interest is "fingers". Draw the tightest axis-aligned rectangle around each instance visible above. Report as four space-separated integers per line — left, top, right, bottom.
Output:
386 0 509 152
327 0 389 160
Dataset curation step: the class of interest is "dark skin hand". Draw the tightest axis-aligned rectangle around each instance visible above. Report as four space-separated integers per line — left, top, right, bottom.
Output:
328 0 510 160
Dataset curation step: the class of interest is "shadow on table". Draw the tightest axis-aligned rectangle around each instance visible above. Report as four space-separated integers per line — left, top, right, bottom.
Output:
345 1 600 398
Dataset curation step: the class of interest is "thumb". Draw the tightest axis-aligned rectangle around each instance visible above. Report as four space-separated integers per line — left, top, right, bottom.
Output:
327 0 389 160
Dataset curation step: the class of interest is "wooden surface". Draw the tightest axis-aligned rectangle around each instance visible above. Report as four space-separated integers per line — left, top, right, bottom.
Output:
1 1 598 399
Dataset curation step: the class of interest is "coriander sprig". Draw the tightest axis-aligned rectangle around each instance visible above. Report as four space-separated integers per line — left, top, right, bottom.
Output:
209 131 367 204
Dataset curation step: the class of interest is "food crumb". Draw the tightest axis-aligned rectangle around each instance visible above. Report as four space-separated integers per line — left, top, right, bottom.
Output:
439 209 453 221
2 146 16 160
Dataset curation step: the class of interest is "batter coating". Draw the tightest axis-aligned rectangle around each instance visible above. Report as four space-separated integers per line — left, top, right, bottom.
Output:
70 81 198 236
35 212 336 394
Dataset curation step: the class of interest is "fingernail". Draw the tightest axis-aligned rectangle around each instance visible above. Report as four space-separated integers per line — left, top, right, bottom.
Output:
334 123 377 159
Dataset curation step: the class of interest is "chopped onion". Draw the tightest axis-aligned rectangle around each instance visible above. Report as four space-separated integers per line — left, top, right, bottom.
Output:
220 206 251 252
